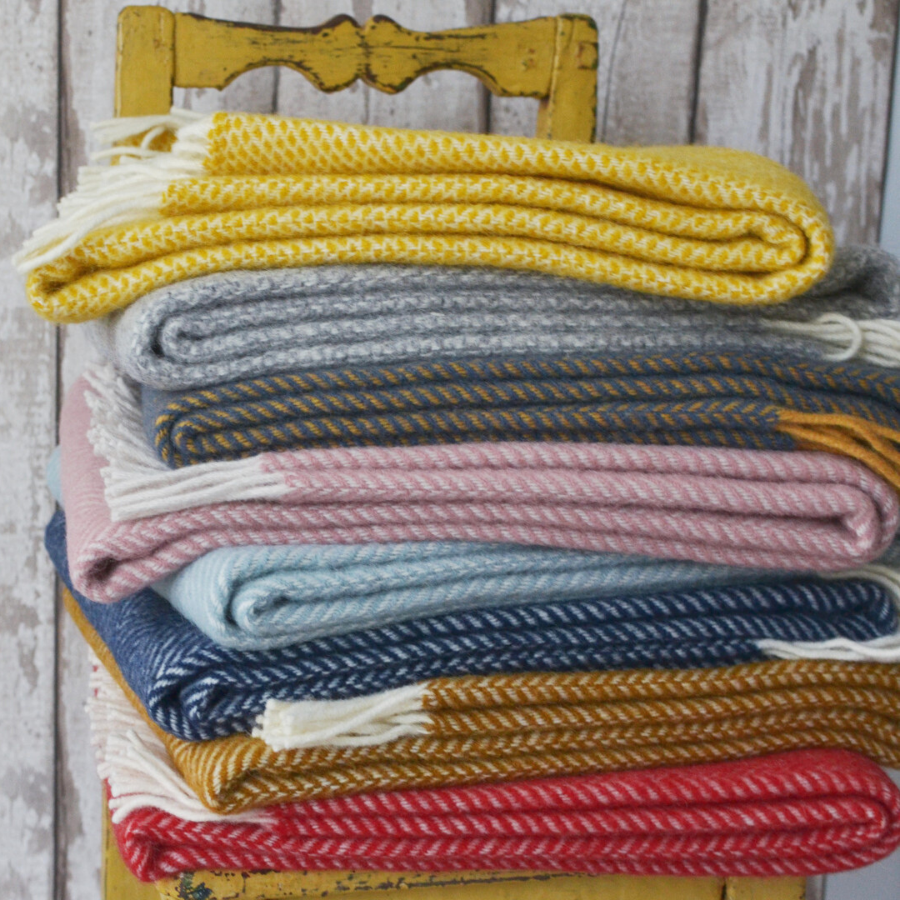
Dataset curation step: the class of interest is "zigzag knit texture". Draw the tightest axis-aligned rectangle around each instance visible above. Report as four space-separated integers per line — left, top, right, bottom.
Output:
59 370 900 602
109 757 900 882
46 455 792 650
52 518 900 741
89 666 900 882
18 111 833 323
56 444 900 663
142 352 900 495
89 246 900 391
78 603 900 814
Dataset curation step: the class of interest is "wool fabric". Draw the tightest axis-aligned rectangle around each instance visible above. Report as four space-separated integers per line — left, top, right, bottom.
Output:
60 370 900 602
108 755 900 882
52 517 900 741
46 452 791 649
142 353 900 494
108 755 900 880
88 665 900 882
79 603 900 814
56 432 900 663
90 246 900 391
18 110 834 323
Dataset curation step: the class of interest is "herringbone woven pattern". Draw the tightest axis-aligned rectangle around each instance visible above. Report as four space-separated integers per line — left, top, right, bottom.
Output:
61 374 900 600
108 747 900 882
143 353 900 489
21 112 833 322
54 515 898 740
73 595 900 815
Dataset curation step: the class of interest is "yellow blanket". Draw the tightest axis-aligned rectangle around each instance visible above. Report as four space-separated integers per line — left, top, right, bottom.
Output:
18 112 833 323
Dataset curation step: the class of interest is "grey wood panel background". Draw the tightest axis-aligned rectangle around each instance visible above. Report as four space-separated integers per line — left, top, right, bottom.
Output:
2 1 899 897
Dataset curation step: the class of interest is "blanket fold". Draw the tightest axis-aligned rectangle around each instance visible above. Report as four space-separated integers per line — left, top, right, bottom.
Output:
52 517 900 740
91 247 900 391
77 597 900 814
18 111 833 322
141 353 900 495
90 667 900 882
60 368 900 603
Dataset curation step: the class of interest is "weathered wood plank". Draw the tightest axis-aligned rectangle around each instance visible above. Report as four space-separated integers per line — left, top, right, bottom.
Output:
491 0 701 143
878 26 900 257
56 4 278 900
0 0 60 898
277 1 491 132
806 874 825 900
694 0 899 244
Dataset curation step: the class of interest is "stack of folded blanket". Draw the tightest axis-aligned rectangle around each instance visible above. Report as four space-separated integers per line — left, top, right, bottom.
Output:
19 109 900 886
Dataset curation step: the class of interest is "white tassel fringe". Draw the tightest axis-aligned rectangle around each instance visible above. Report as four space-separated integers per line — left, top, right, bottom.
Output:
14 109 210 275
87 654 267 823
759 565 900 662
767 313 900 368
254 685 430 751
82 364 287 522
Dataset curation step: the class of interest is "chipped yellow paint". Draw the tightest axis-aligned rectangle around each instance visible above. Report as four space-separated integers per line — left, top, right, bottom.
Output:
115 6 597 140
154 868 727 900
116 6 174 116
725 876 807 900
151 868 809 900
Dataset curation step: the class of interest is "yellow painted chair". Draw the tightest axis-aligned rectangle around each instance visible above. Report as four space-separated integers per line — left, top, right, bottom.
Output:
103 8 807 899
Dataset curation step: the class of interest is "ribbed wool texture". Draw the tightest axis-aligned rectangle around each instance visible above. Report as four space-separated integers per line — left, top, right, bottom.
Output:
19 110 834 322
60 372 900 602
89 246 900 390
108 751 900 882
76 600 900 815
142 352 900 496
53 519 899 741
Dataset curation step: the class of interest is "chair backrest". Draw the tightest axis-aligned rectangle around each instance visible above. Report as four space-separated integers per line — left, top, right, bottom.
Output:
115 6 598 142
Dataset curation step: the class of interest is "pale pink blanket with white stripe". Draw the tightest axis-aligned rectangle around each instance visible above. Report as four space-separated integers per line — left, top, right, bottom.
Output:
60 375 900 603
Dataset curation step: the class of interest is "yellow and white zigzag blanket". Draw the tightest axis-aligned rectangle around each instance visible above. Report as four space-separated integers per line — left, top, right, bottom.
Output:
17 109 834 323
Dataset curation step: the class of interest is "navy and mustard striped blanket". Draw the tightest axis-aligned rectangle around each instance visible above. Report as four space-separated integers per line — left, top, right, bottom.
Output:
143 352 900 491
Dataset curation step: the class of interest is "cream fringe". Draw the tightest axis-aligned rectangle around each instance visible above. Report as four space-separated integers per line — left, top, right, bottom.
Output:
88 654 267 824
766 314 900 368
13 109 209 275
83 364 287 522
760 564 900 662
253 685 430 751
254 564 900 753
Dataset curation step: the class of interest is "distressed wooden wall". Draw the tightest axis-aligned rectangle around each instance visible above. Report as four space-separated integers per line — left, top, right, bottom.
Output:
1 1 899 898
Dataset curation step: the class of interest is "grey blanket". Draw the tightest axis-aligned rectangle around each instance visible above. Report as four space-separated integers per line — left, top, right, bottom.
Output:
90 246 900 389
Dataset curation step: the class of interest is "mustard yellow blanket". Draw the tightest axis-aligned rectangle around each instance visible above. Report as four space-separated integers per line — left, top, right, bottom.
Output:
17 111 833 323
67 586 900 816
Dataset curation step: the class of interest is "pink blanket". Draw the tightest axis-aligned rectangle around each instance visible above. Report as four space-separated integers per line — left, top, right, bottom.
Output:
61 375 900 603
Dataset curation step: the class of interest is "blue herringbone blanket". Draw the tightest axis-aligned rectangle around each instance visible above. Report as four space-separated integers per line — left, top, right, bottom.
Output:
47 511 899 741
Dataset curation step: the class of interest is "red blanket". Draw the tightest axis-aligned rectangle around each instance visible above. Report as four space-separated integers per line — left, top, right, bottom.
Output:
112 748 900 882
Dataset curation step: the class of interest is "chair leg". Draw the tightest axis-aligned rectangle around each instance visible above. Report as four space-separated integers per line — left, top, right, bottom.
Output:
724 876 807 900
